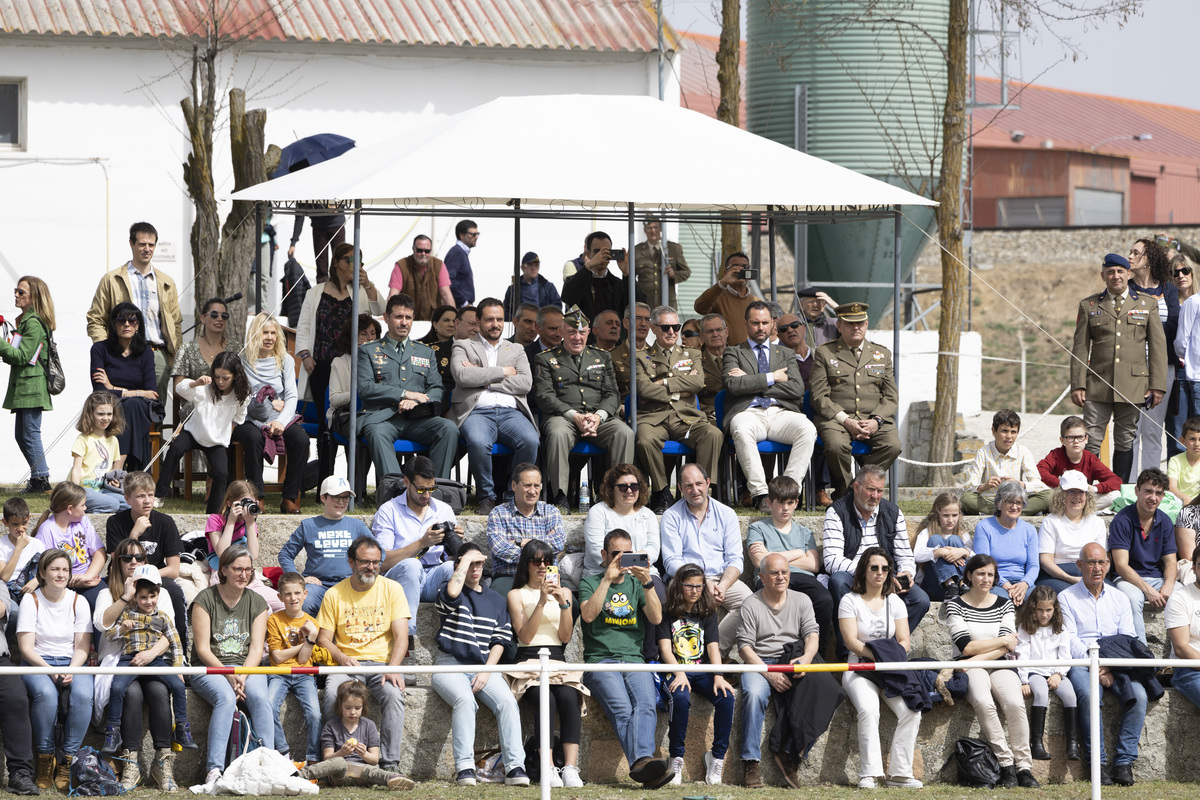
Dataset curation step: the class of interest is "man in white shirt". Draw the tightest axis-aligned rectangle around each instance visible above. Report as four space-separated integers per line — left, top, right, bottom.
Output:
451 298 538 516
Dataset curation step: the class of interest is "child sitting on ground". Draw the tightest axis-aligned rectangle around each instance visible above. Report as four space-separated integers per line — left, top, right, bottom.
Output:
961 409 1051 515
267 572 325 767
99 565 196 756
1037 415 1123 511
304 680 414 790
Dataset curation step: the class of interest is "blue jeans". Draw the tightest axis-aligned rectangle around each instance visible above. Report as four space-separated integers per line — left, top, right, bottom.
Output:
922 534 967 598
22 655 93 756
829 571 930 657
267 674 321 762
738 658 777 761
1168 377 1200 459
1113 575 1163 644
386 559 454 635
1171 666 1200 711
84 485 130 514
191 673 273 772
668 672 734 759
460 406 538 501
14 408 48 479
1035 561 1082 595
431 653 525 773
1068 665 1147 766
301 584 330 618
582 660 659 765
106 655 187 730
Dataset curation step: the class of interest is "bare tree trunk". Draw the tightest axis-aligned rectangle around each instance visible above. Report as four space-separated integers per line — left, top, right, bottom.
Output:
716 0 742 257
218 88 280 346
182 42 219 324
930 0 969 486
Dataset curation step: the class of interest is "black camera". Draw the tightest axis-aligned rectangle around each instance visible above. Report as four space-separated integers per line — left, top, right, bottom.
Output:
737 268 760 280
240 500 261 515
609 248 626 262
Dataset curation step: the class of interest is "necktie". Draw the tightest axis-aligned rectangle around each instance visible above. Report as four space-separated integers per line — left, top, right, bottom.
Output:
756 343 769 374
1114 295 1124 316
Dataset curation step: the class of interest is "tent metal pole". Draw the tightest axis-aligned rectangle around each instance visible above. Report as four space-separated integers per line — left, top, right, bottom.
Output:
348 202 362 510
660 220 669 308
254 203 263 313
768 211 777 303
890 205 901 500
512 200 522 319
628 203 638 434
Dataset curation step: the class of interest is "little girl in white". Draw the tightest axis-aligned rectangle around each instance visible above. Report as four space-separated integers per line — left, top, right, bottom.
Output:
70 391 129 513
1016 585 1079 762
153 351 250 514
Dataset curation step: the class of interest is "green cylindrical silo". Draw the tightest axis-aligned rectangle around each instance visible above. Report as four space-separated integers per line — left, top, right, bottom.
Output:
747 0 947 319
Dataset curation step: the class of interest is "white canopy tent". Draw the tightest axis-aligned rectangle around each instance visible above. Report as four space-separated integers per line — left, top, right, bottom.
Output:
232 93 938 504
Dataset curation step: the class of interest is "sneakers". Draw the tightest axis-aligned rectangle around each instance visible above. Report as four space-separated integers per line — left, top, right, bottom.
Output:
885 776 924 788
704 752 725 785
150 749 178 793
7 771 38 796
668 757 684 785
152 497 165 509
118 749 141 791
100 725 122 756
21 477 51 495
857 776 877 789
560 765 584 788
456 769 477 787
504 767 530 786
546 768 564 788
385 774 415 790
172 721 198 750
204 768 222 787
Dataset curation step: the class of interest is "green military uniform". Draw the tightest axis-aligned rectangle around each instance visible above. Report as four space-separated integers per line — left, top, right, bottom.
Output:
808 311 902 497
357 335 459 479
633 240 691 308
1071 285 1167 457
533 343 634 502
609 342 645 400
634 343 724 495
430 338 455 414
698 346 725 424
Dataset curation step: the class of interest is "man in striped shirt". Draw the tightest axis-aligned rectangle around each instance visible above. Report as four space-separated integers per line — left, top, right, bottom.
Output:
430 544 529 787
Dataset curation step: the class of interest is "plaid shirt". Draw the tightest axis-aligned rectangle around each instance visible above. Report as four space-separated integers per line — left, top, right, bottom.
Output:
109 607 184 667
485 501 565 578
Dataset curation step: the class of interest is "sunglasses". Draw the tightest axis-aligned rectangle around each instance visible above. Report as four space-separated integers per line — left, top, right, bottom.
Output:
868 564 890 573
119 553 147 563
410 485 436 495
682 330 701 338
207 311 231 320
1177 267 1193 277
778 321 803 332
656 324 682 333
116 316 140 325
530 558 555 566
615 482 641 492
13 288 28 297
414 248 432 254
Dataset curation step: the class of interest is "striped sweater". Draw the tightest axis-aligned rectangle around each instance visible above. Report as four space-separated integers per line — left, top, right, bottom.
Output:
434 583 513 664
945 594 1015 658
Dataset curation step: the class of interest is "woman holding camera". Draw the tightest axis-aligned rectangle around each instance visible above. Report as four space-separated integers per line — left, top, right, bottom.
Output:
203 481 282 612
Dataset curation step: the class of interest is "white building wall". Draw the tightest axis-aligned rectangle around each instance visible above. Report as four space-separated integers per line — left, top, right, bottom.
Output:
0 34 680 483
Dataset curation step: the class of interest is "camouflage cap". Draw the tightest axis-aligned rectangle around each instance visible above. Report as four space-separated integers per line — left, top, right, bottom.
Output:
563 305 590 329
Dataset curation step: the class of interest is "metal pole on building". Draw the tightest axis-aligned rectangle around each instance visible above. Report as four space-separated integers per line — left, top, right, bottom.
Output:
793 85 808 305
628 203 638 433
347 202 362 510
254 204 263 313
768 211 777 303
656 0 665 101
512 199 522 319
890 206 901 500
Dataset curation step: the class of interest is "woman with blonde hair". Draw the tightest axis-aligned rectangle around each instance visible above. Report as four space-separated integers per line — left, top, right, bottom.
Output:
0 276 56 494
233 313 310 513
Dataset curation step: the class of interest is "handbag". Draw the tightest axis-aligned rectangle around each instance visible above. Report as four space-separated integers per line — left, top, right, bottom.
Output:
945 736 1001 788
35 317 65 396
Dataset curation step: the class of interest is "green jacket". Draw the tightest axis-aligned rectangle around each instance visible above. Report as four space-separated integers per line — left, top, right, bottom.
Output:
0 311 52 411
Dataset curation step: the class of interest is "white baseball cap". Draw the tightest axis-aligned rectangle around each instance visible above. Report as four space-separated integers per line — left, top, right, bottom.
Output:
1059 470 1090 493
132 564 162 585
320 476 356 498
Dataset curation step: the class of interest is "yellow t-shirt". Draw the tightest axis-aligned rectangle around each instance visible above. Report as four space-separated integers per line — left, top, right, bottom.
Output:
316 577 410 663
266 609 331 666
70 433 121 489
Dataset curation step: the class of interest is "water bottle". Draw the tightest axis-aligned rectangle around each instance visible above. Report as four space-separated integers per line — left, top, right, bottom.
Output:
578 480 590 514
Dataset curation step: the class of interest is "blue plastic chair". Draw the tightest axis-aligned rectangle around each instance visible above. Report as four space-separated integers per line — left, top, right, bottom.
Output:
803 390 872 508
329 394 431 496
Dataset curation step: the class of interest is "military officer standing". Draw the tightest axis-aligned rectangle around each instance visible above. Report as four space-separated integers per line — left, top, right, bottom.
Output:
533 307 634 509
358 293 460 480
634 306 725 513
634 217 691 308
1070 252 1168 482
808 302 902 499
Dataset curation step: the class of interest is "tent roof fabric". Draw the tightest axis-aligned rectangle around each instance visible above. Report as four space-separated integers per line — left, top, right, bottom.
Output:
233 94 936 214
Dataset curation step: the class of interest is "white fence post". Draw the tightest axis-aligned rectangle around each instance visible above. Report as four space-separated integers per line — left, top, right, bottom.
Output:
539 647 551 800
1089 642 1102 800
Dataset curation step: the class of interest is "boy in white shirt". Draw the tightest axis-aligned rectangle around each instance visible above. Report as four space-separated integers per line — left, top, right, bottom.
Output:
961 409 1051 515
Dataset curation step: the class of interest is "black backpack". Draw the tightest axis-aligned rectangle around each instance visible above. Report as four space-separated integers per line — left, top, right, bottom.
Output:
377 473 467 514
945 737 1001 788
68 747 125 796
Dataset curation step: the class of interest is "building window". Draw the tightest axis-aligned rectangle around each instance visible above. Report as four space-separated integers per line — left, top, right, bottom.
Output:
996 196 1066 228
0 79 26 151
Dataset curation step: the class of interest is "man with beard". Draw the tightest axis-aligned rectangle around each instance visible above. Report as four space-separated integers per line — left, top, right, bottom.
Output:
387 234 454 320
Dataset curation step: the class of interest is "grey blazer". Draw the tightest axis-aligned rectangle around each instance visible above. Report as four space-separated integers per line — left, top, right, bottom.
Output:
449 336 535 426
720 340 806 430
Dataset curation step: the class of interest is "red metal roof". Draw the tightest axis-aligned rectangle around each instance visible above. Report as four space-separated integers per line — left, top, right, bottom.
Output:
972 77 1200 176
0 0 681 52
679 31 744 125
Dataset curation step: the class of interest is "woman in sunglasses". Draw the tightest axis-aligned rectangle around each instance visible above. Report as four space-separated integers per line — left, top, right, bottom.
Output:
1171 253 1200 459
92 538 178 790
171 297 236 418
1128 238 1178 473
90 302 156 471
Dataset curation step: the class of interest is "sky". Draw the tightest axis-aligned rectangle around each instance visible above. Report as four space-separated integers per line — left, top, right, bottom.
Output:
663 0 1199 111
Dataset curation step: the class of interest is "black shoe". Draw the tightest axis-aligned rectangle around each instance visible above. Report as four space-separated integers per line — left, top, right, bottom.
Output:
1029 706 1050 760
1016 769 1039 788
100 725 122 756
1063 715 1081 761
173 721 198 750
650 490 672 515
551 490 571 514
503 767 530 787
1090 762 1113 786
1112 763 1134 786
20 477 50 495
751 495 770 514
476 496 497 516
629 756 667 785
7 772 38 795
998 765 1018 788
942 580 961 601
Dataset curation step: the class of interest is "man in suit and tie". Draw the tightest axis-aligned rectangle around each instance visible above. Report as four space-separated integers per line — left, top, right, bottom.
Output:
444 219 479 307
635 306 724 513
452 297 539 516
808 302 902 499
1070 253 1168 482
358 293 460 481
633 217 691 308
722 301 817 513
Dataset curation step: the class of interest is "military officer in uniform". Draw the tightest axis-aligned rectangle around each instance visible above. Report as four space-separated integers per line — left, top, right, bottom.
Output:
634 306 724 513
430 337 455 414
634 217 691 308
1070 252 1168 482
808 302 902 499
698 313 729 423
533 307 634 508
358 293 460 480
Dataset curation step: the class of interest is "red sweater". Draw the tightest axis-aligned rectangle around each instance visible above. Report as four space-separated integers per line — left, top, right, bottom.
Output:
1036 447 1122 493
